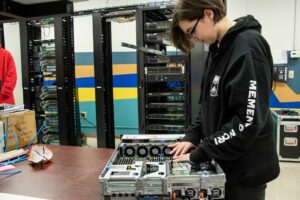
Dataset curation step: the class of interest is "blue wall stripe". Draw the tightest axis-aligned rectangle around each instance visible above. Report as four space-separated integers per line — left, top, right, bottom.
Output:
286 53 300 93
76 77 95 87
75 52 94 65
75 51 186 65
112 52 137 64
79 101 97 133
113 74 137 87
76 75 137 87
75 52 137 65
166 51 184 56
270 93 300 108
115 127 139 135
75 52 140 136
114 99 139 133
43 80 56 86
79 99 139 135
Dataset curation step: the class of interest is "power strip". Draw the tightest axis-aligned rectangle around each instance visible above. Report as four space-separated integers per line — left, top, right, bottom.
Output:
0 148 28 162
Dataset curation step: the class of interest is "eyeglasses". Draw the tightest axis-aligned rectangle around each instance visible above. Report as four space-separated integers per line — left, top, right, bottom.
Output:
186 18 201 39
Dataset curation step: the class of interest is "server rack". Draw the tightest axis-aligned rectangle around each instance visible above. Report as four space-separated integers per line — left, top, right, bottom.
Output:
92 12 115 148
91 6 138 148
20 16 81 146
136 6 191 134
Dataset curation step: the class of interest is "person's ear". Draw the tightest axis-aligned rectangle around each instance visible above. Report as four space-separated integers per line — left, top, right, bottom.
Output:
203 9 214 20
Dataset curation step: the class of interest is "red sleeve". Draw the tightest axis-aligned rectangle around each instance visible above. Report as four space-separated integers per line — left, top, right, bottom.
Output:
1 52 17 97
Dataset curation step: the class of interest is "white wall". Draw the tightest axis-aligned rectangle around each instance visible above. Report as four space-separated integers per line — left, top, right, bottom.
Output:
74 15 93 52
295 0 300 49
111 21 136 52
227 0 298 50
73 15 137 52
3 23 23 105
226 0 247 19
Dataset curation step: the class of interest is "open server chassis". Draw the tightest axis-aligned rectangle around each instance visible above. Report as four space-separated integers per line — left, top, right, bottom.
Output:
99 134 226 200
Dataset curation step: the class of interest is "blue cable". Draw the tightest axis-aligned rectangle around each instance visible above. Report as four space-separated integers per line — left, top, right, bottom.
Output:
4 116 8 152
0 121 46 167
0 170 21 175
26 121 46 150
0 155 27 166
14 131 19 150
0 154 27 165
0 134 4 145
0 135 4 153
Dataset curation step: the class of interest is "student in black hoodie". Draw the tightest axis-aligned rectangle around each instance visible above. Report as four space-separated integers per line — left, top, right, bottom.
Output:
169 0 280 199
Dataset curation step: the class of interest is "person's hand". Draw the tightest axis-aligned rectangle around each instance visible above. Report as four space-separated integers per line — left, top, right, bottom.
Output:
172 153 190 163
168 141 195 157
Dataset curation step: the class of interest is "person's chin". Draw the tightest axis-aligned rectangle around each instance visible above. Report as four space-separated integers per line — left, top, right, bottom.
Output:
204 40 214 45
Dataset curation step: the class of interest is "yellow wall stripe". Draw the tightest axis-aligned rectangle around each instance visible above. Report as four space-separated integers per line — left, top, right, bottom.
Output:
78 88 138 102
274 82 300 102
75 64 137 78
271 108 300 113
75 65 94 78
78 88 95 102
113 88 137 100
44 77 56 81
113 64 137 75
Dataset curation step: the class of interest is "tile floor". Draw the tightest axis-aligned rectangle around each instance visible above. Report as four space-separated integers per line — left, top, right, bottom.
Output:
266 162 300 200
87 136 300 200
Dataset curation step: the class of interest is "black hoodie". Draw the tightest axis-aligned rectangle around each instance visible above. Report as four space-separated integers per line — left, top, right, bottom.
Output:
182 15 280 186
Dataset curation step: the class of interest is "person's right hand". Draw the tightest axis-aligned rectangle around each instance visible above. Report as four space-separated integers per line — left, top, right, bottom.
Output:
168 142 195 157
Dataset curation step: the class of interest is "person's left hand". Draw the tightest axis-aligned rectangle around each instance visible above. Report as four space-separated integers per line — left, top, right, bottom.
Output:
172 153 190 163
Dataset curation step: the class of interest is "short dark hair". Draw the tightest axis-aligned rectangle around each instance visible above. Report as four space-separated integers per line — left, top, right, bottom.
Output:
171 0 226 54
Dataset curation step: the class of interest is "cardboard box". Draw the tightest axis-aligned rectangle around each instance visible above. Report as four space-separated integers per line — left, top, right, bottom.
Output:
0 110 37 151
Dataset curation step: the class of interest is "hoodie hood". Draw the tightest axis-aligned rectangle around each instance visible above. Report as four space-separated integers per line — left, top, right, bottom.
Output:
210 15 262 54
230 15 262 34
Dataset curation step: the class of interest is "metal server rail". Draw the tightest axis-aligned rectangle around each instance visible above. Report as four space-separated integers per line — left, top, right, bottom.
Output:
93 12 115 148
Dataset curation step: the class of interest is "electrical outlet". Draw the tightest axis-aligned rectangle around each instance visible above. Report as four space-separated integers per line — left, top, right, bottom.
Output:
290 51 300 58
80 112 87 119
288 70 294 79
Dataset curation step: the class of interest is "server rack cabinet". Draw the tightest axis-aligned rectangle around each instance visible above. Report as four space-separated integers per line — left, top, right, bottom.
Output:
0 23 4 48
136 6 191 134
20 16 81 146
90 7 137 148
92 12 115 148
